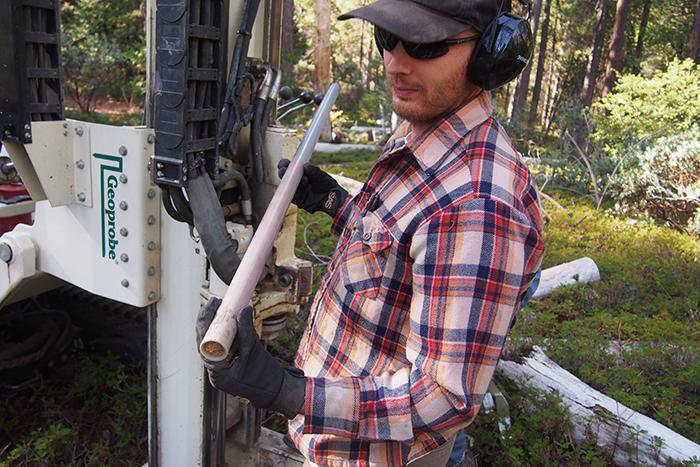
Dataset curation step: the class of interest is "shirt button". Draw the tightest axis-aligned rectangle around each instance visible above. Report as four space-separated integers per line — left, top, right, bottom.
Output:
363 232 371 241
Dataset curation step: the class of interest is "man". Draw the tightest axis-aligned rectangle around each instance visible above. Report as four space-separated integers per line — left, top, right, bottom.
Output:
196 1 544 465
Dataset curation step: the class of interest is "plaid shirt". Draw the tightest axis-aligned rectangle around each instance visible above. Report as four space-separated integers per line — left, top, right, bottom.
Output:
289 92 545 466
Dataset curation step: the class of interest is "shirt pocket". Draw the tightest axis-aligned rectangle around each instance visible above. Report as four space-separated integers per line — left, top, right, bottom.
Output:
343 212 393 299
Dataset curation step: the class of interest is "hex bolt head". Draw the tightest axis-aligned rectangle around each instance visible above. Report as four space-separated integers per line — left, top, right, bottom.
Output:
24 132 31 140
75 127 84 136
62 122 68 129
0 243 13 263
63 131 69 137
77 192 87 202
24 124 31 130
147 188 156 199
156 171 164 178
119 201 128 211
147 215 156 225
147 266 156 276
121 279 129 287
119 174 128 184
118 146 128 156
120 253 129 263
147 241 157 251
147 134 155 144
120 227 129 237
76 160 85 169
148 291 157 301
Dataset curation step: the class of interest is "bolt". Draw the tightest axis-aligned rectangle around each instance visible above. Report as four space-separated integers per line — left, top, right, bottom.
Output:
156 171 164 178
147 215 156 225
147 134 155 144
24 124 30 130
182 175 188 182
119 201 128 211
194 248 200 255
119 174 128 184
148 291 157 301
147 266 156 276
147 241 156 251
75 127 84 136
24 132 31 139
121 279 129 287
63 131 68 137
147 188 156 199
156 163 164 169
77 192 86 202
4 130 11 137
119 146 128 156
279 273 293 287
76 160 85 169
62 122 68 129
120 253 129 263
120 227 128 237
0 243 13 263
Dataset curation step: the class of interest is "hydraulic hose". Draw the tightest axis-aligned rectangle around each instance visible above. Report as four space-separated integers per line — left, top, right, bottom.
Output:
213 169 252 223
185 170 241 284
251 65 276 182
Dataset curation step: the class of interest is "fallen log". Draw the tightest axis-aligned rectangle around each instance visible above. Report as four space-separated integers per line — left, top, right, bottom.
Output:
497 346 700 466
531 257 600 300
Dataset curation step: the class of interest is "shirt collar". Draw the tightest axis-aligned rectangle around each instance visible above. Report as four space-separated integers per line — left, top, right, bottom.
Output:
383 91 492 174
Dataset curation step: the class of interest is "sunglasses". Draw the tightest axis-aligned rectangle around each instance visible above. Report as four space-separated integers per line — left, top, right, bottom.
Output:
374 27 480 60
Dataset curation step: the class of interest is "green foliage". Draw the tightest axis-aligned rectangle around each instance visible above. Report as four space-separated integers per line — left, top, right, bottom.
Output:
608 126 700 235
61 0 146 112
512 193 700 443
0 354 147 466
468 377 610 465
592 59 700 156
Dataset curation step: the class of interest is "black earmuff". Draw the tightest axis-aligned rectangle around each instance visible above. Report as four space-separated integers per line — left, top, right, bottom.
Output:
468 13 533 90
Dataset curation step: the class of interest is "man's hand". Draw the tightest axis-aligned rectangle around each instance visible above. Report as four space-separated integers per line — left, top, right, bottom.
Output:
195 297 306 419
278 159 348 217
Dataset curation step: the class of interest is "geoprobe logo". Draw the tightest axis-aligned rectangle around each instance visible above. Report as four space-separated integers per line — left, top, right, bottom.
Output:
93 153 124 260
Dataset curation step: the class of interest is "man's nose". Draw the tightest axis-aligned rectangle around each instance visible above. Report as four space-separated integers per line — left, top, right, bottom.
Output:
384 42 412 75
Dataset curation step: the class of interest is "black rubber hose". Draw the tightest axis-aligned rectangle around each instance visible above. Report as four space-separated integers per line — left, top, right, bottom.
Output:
169 187 194 225
162 188 187 223
185 171 241 284
250 95 267 182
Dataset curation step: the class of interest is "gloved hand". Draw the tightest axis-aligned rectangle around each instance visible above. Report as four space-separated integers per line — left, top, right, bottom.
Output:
195 297 306 419
277 159 348 217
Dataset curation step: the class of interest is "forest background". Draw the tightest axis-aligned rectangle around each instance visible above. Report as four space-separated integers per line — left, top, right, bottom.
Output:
1 0 699 465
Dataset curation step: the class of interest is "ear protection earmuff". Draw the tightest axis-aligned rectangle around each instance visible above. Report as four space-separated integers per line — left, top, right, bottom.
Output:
467 12 533 90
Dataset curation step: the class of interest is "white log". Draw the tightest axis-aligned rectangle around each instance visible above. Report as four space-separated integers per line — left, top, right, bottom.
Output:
532 257 600 300
497 347 700 465
330 173 363 196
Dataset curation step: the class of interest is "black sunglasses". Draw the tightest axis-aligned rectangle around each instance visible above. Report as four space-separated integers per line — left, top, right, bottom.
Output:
374 27 480 60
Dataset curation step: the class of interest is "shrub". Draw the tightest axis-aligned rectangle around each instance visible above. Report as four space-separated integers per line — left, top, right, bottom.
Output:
592 58 700 157
609 126 700 235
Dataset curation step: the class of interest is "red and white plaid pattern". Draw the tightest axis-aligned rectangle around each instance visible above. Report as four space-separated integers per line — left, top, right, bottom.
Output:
289 92 545 466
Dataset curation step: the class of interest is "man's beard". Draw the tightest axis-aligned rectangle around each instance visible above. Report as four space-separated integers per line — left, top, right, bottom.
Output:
388 66 477 126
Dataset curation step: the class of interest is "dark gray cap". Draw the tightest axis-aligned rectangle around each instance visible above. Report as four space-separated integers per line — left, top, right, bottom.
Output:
338 0 509 42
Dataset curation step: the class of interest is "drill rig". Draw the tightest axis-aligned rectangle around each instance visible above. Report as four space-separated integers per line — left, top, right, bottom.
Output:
0 0 325 464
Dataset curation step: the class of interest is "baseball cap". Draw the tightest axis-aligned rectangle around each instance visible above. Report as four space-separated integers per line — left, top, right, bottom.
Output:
338 0 510 43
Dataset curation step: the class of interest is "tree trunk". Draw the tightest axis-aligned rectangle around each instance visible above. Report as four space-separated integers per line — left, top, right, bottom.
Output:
581 0 610 106
313 0 332 140
689 0 700 61
281 0 295 79
528 0 552 130
602 0 631 96
633 0 651 73
510 0 542 125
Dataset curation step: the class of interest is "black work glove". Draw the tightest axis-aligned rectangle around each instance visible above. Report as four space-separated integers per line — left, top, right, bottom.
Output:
195 297 306 419
278 159 349 217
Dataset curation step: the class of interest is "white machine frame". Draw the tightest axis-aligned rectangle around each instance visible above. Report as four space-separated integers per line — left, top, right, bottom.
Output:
0 0 311 465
